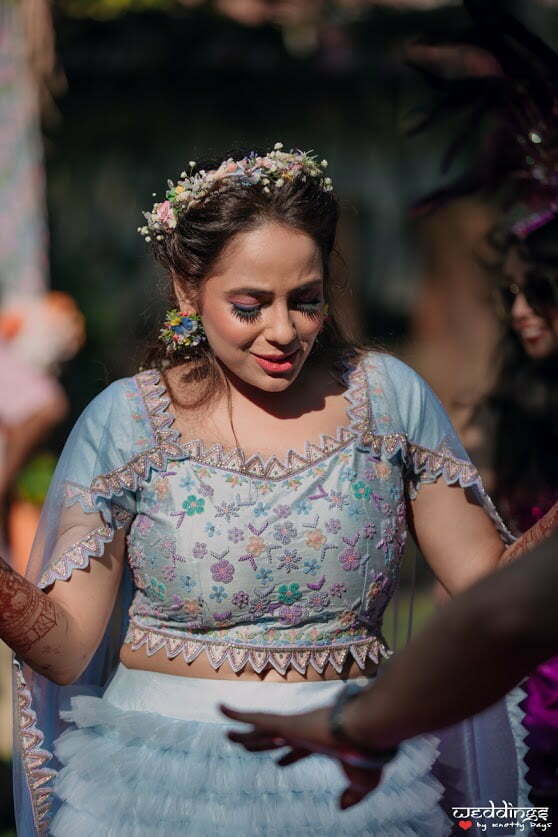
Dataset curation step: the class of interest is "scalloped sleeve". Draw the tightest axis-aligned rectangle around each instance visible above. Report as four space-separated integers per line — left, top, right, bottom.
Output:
29 378 145 590
373 354 514 543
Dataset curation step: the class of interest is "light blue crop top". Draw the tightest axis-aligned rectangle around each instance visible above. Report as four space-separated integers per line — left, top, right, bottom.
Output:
39 352 511 675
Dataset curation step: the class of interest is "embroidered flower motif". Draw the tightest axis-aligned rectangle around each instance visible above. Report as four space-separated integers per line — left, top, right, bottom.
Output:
232 591 249 608
303 559 320 575
256 567 273 583
225 474 242 487
253 502 271 518
275 504 291 518
305 529 326 550
249 592 273 617
205 522 218 537
128 542 146 570
211 559 235 583
339 546 362 572
339 466 354 482
199 483 214 498
308 592 330 612
329 582 347 598
339 609 359 628
287 478 302 490
213 610 233 623
215 500 239 522
192 542 207 560
183 598 201 616
365 571 391 609
149 577 166 601
180 476 194 490
170 593 186 610
352 481 371 501
277 583 302 605
161 565 176 582
180 575 197 594
325 518 341 534
273 521 297 545
293 498 312 515
277 604 305 625
328 490 348 510
228 527 244 543
277 550 301 574
183 494 205 516
362 522 376 539
376 520 397 552
209 585 228 602
154 479 170 501
246 535 266 556
135 515 153 536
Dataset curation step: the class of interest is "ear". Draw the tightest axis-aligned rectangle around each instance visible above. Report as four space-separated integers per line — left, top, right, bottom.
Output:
172 274 198 315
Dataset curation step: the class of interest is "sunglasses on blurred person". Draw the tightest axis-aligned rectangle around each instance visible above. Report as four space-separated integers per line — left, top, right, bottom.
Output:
495 270 558 319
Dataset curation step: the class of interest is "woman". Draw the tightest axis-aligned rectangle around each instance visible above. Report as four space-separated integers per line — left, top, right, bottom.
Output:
5 145 523 836
480 223 558 533
486 219 558 806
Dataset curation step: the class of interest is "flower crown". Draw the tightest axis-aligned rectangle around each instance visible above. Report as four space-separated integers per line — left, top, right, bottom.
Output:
138 143 333 242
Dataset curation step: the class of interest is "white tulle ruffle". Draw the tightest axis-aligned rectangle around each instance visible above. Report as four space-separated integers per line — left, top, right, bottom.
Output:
50 668 451 836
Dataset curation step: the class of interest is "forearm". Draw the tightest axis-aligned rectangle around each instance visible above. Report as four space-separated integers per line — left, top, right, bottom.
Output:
344 601 535 749
0 556 82 684
344 539 558 749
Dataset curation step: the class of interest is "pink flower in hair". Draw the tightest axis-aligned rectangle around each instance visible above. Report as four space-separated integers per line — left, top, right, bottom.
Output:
156 200 176 229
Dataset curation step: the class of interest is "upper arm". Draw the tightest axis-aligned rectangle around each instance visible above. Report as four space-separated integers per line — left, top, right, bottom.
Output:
375 355 511 594
25 379 141 680
407 482 504 594
43 505 128 678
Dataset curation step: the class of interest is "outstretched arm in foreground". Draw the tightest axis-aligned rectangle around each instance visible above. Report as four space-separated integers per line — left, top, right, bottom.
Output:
223 521 558 807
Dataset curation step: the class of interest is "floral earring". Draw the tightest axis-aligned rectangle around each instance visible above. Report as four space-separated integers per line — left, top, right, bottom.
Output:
159 309 207 355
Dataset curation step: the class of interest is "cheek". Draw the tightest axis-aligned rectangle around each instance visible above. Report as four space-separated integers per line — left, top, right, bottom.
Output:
202 305 254 349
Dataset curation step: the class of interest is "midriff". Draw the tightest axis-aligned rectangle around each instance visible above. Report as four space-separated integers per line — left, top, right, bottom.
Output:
120 643 379 682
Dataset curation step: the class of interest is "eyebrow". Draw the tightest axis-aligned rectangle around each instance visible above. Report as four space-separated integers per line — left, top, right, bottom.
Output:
226 280 323 296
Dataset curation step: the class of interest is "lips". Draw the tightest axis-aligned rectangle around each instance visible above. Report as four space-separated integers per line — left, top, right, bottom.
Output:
252 349 299 373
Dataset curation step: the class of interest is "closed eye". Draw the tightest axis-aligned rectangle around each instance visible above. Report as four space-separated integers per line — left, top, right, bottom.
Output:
231 299 324 322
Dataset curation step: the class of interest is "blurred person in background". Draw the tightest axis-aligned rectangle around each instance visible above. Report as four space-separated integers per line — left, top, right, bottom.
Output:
2 143 528 836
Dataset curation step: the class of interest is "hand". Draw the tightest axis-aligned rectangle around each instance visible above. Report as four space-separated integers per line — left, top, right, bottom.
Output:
220 704 383 808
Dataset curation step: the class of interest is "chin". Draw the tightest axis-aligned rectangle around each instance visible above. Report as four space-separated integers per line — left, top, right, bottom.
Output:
521 336 557 360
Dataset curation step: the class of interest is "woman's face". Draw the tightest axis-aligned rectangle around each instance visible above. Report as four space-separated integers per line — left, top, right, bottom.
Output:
503 245 558 360
178 222 326 394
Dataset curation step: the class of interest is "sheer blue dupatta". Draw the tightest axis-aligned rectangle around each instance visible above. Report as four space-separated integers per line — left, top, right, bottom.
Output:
362 353 528 814
11 371 183 835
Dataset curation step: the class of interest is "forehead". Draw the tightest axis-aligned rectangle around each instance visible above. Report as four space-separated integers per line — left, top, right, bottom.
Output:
206 222 323 292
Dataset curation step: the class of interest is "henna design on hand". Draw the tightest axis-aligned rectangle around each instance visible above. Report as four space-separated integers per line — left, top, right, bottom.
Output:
0 557 58 656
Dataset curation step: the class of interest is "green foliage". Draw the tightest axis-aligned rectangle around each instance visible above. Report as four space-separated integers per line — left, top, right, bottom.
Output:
56 0 181 20
14 453 57 506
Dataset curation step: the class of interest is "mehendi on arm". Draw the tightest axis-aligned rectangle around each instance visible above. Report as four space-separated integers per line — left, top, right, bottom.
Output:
0 556 70 679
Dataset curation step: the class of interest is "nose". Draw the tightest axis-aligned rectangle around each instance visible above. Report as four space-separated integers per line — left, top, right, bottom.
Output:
511 290 533 320
265 304 298 347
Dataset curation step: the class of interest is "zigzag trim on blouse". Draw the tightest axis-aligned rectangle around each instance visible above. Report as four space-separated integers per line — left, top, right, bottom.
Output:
126 620 391 675
128 357 370 481
359 429 514 543
89 369 186 499
38 506 134 590
13 661 57 834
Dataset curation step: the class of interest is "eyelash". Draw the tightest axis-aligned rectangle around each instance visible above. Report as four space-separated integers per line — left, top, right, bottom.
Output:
231 301 323 322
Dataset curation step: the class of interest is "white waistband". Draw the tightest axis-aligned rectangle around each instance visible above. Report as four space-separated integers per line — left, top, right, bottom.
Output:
103 664 371 724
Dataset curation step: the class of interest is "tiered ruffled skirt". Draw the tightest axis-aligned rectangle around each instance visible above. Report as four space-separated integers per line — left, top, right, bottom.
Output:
50 664 451 836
